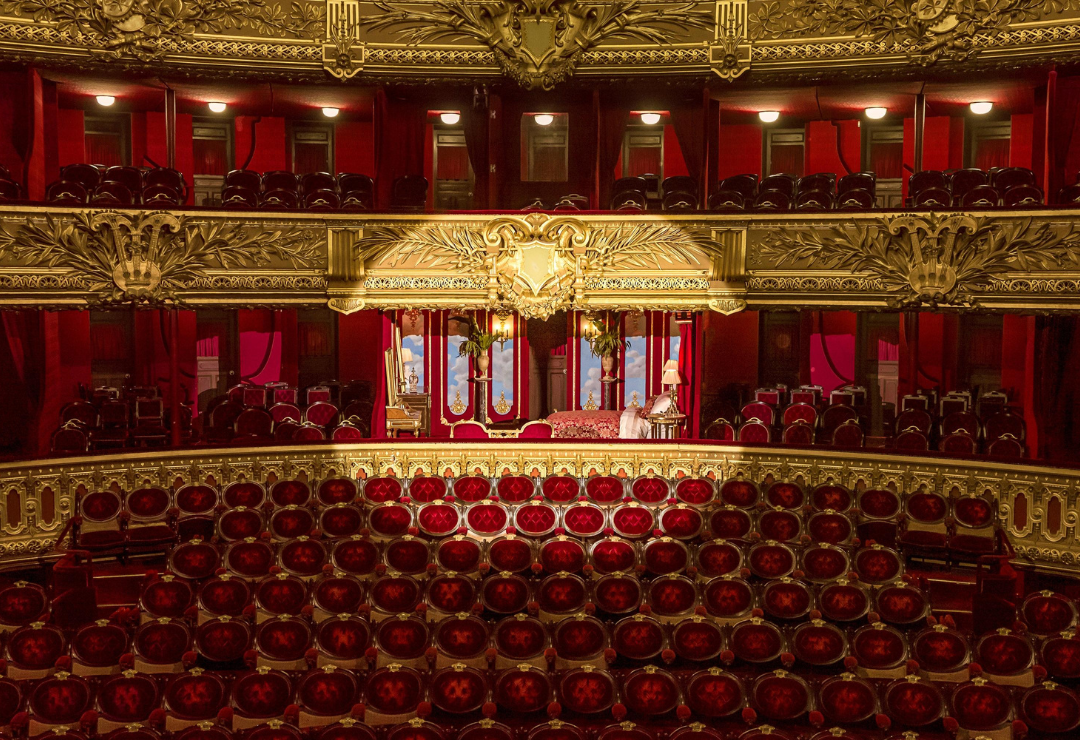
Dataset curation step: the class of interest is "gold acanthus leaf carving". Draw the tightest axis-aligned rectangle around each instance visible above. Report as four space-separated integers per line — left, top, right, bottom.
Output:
2 0 325 60
0 211 324 305
357 0 714 89
759 214 1080 308
748 0 1080 65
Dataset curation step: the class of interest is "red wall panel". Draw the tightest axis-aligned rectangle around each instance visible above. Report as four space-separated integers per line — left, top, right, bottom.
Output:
234 116 287 173
716 123 763 180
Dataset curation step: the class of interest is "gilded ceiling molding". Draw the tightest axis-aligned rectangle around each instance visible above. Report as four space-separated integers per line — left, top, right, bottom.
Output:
748 0 1080 65
757 214 1080 308
351 212 726 318
0 210 325 306
354 0 715 89
0 0 323 61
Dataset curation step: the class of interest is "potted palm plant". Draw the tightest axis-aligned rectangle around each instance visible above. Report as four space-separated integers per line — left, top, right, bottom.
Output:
589 314 629 379
458 320 498 377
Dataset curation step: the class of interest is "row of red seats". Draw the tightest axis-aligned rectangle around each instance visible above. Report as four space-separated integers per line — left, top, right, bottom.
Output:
46 164 188 206
908 166 1043 208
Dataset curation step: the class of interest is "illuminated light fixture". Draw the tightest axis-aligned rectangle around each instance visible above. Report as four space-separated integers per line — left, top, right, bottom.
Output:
321 107 340 118
96 95 116 107
865 107 887 119
758 110 779 123
492 311 513 345
969 101 993 115
640 112 662 125
208 102 227 113
534 113 555 126
439 112 461 125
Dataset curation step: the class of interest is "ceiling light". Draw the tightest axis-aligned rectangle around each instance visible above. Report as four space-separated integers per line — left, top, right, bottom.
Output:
321 107 340 118
439 112 461 125
865 107 887 119
534 113 554 126
969 101 993 115
208 102 227 113
640 112 661 125
758 111 779 123
96 95 115 107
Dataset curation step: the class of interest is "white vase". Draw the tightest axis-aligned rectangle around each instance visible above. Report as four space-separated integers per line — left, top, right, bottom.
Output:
476 355 490 377
601 354 614 378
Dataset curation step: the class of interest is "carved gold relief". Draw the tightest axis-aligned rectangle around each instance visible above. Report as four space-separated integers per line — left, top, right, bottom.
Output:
357 0 714 89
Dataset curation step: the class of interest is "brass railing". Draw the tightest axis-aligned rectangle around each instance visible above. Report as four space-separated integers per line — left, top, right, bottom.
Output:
0 441 1076 571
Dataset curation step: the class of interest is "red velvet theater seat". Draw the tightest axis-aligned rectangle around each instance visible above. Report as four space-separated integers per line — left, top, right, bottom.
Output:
538 573 588 619
430 664 488 714
367 502 414 539
96 672 160 731
756 508 802 543
197 576 252 620
589 537 637 575
558 668 617 714
436 536 483 574
494 665 551 713
528 722 586 740
169 539 221 580
719 479 760 508
481 573 530 616
133 618 192 673
427 573 477 616
230 668 294 729
702 576 753 621
585 475 626 505
539 536 587 573
496 475 536 503
707 506 753 541
222 481 266 509
279 537 329 579
746 541 796 579
487 536 534 573
762 578 813 621
124 486 175 548
270 479 311 507
458 721 514 740
140 576 193 620
416 502 460 538
408 476 448 503
314 615 371 669
296 667 361 726
899 490 950 557
320 504 365 539
851 623 908 677
816 673 879 725
217 508 265 543
248 723 306 740
0 581 48 629
801 543 850 583
374 615 430 667
6 622 66 679
729 618 784 664
675 477 715 506
195 617 252 663
622 667 681 717
791 619 847 666
331 537 380 578
811 483 854 512
224 539 275 579
362 477 403 504
1022 590 1078 635
71 620 129 675
255 574 308 619
453 475 492 503
671 616 724 661
857 487 902 547
542 475 582 503
765 481 805 509
882 676 945 728
27 673 92 734
818 580 871 622
975 629 1035 683
386 722 445 740
315 722 378 740
612 614 665 661
806 511 853 545
658 504 704 540
647 574 698 620
562 503 606 539
460 501 509 540
874 582 929 626
853 545 903 585
493 615 548 668
384 536 431 575
642 537 688 575
76 490 124 552
269 505 316 540
317 477 359 506
694 539 742 578
514 501 559 537
685 669 743 718
370 574 422 616
433 614 489 667
631 476 670 505
912 624 969 677
367 665 425 725
950 679 1014 735
950 493 999 558
163 671 227 730
174 484 218 541
751 670 811 722
552 615 609 668
1020 682 1080 736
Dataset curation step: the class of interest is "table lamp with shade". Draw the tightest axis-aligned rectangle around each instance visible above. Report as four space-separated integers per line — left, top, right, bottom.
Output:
662 359 682 417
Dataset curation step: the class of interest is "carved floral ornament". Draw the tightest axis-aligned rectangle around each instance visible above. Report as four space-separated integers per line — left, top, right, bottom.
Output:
0 210 324 306
758 213 1080 308
350 212 734 318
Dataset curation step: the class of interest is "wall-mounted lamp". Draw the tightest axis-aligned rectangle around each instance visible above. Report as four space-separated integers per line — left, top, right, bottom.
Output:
208 102 227 113
640 112 662 125
969 101 993 115
440 112 461 125
96 95 116 107
321 107 340 118
534 113 555 126
758 111 779 123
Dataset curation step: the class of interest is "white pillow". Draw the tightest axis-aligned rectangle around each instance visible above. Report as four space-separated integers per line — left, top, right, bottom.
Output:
651 392 671 416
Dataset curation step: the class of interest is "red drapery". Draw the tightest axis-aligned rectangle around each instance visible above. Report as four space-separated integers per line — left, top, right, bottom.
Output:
597 93 629 208
193 138 228 176
461 104 489 208
375 90 427 208
678 316 702 438
975 139 1011 172
294 142 329 175
670 97 705 188
1052 73 1080 198
770 144 804 177
868 142 904 179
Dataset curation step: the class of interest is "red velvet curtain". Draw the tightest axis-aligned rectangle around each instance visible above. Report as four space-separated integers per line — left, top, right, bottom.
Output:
1034 315 1080 461
193 138 228 176
375 90 427 208
678 316 702 438
294 143 329 175
598 94 629 208
85 133 123 167
975 139 1011 172
670 98 705 186
461 105 489 208
0 312 39 455
1052 73 1080 197
869 142 904 179
770 145 804 177
371 310 393 438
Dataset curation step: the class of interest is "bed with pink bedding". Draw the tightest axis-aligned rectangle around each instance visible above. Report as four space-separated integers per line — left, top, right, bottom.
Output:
547 395 669 439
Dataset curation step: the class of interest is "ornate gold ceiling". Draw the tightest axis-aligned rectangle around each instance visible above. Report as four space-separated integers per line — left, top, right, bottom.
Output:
2 204 1080 314
0 1 1077 83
